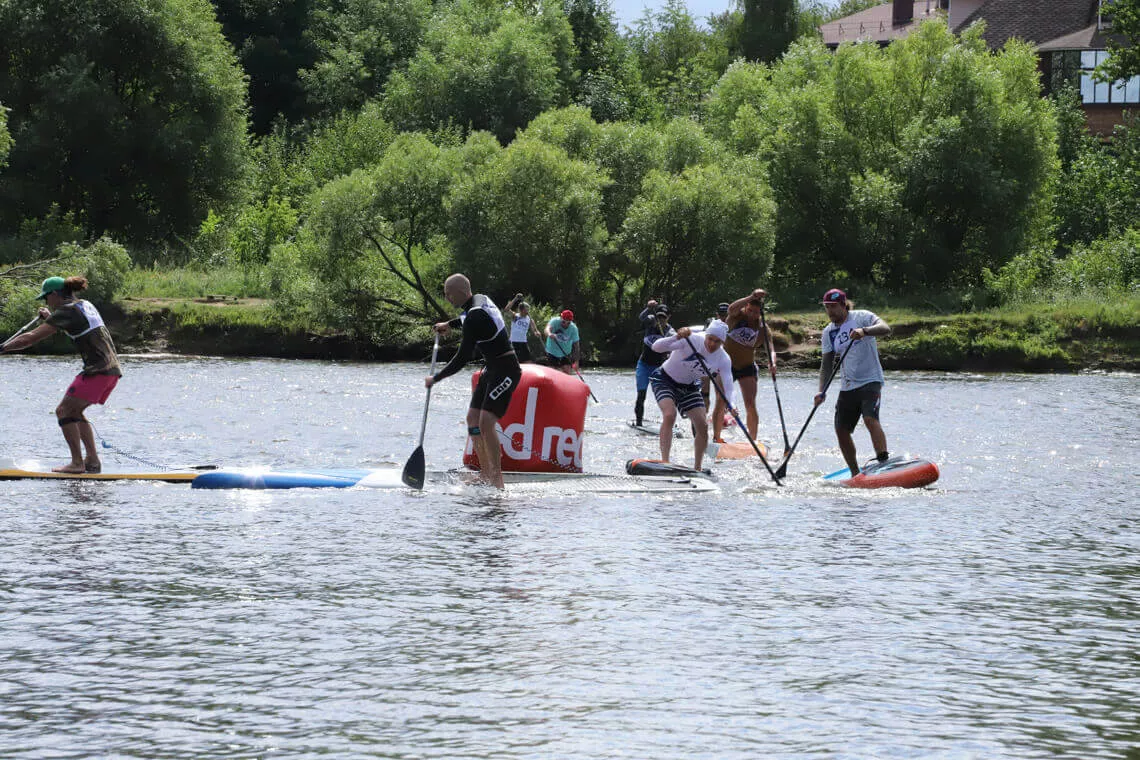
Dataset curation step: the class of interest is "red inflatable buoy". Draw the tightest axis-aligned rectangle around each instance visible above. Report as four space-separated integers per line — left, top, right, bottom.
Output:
464 364 590 473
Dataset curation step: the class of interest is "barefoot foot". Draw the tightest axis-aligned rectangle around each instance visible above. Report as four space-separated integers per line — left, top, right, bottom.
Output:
52 462 86 474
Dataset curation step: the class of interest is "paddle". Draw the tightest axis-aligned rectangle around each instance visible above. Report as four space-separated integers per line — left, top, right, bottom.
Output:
683 334 782 485
1 315 43 349
401 332 441 489
757 300 791 456
574 366 599 403
773 337 855 479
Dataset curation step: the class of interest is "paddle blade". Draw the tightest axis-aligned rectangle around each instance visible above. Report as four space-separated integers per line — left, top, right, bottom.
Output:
401 446 426 489
774 459 788 479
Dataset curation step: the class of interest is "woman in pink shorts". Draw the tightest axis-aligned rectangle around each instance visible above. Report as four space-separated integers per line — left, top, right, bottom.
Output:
1 276 122 473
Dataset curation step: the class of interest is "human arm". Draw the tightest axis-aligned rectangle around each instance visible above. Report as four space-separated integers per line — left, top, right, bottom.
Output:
431 311 491 384
0 322 58 353
725 288 768 319
651 326 691 353
815 352 834 406
849 314 890 341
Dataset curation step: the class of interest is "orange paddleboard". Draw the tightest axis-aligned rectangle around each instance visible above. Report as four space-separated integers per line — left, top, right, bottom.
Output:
714 441 769 460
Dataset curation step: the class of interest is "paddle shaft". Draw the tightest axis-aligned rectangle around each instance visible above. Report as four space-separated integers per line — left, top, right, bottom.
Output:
574 367 599 402
775 337 856 477
1 315 42 349
757 301 791 453
682 335 782 485
416 334 442 447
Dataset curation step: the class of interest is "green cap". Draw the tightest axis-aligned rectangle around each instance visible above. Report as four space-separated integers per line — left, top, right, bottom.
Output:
36 276 66 300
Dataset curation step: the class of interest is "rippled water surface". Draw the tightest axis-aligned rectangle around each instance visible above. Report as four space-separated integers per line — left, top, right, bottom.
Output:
1 356 1137 758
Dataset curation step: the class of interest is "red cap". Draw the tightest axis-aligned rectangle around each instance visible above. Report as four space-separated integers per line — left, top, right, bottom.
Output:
560 309 574 320
821 288 847 305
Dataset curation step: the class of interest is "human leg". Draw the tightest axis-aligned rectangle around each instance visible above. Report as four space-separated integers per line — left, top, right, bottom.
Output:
53 395 90 473
690 407 710 471
657 398 677 463
479 409 506 489
739 374 759 440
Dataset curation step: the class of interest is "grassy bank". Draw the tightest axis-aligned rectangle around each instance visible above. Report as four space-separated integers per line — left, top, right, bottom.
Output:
22 270 1134 371
772 297 1140 372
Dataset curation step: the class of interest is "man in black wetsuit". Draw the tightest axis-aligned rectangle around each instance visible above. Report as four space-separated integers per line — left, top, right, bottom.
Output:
425 273 521 489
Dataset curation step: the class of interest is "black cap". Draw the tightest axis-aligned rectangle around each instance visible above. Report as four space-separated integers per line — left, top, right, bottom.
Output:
716 302 729 312
655 304 670 316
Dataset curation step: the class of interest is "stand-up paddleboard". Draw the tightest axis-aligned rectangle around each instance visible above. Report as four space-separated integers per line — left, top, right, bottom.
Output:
714 440 768 461
193 466 716 493
0 459 207 483
628 421 685 439
625 458 713 478
822 455 940 489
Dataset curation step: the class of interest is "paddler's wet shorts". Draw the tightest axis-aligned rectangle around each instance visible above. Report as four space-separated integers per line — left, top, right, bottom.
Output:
66 372 119 405
835 382 881 432
731 362 758 381
471 356 522 419
649 367 705 418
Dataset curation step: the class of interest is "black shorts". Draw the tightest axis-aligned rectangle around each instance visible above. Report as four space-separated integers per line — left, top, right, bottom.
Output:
732 363 758 381
547 353 574 367
512 341 531 363
471 357 522 419
834 382 882 433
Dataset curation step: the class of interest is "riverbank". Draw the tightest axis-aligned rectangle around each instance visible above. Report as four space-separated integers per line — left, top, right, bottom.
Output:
79 295 1140 372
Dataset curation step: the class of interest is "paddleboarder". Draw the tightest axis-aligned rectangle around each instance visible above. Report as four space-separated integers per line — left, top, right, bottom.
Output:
424 274 520 490
712 288 770 443
504 294 541 363
700 302 731 408
0 276 122 474
813 288 892 477
649 321 735 472
634 299 674 427
544 309 580 375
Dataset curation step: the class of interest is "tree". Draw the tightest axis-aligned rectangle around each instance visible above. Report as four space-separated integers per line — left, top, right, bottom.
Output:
382 0 574 143
0 103 9 168
0 0 249 247
447 138 608 307
1097 0 1140 83
212 0 320 134
741 0 796 63
300 0 432 117
615 160 775 311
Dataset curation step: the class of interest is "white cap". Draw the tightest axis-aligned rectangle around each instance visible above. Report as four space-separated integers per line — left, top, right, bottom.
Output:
705 320 728 341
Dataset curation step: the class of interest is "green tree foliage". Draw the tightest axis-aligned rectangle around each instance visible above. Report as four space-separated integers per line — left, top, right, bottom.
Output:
382 0 574 143
447 138 608 307
0 0 250 247
563 0 652 121
301 0 432 117
1055 115 1140 249
716 23 1058 290
1096 0 1140 83
741 0 796 63
283 132 473 337
212 0 319 133
616 159 775 310
628 0 732 118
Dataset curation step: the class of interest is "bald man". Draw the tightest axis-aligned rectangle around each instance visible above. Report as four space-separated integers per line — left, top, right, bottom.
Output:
425 274 521 489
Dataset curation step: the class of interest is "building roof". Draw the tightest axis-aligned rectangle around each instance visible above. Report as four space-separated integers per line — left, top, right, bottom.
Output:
957 0 1098 49
820 2 945 47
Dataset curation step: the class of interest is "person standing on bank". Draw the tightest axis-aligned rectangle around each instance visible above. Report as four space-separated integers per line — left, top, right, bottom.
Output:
504 293 541 363
649 321 735 473
712 288 770 443
0 276 122 474
425 274 521 489
813 288 892 477
634 299 674 427
544 309 580 375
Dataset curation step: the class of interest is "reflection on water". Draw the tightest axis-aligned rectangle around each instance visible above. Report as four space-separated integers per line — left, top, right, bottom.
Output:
1 357 1138 758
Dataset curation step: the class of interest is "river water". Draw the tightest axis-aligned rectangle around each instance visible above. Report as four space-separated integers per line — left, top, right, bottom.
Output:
1 356 1137 758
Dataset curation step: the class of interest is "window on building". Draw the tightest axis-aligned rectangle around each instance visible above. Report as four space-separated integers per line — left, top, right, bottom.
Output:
1080 50 1140 103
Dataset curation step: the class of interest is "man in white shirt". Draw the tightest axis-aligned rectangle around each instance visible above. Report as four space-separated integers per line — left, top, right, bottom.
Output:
813 288 892 476
504 293 541 362
649 320 735 471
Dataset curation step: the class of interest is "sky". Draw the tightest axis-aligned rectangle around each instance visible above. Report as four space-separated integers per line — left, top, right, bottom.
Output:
609 0 843 31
